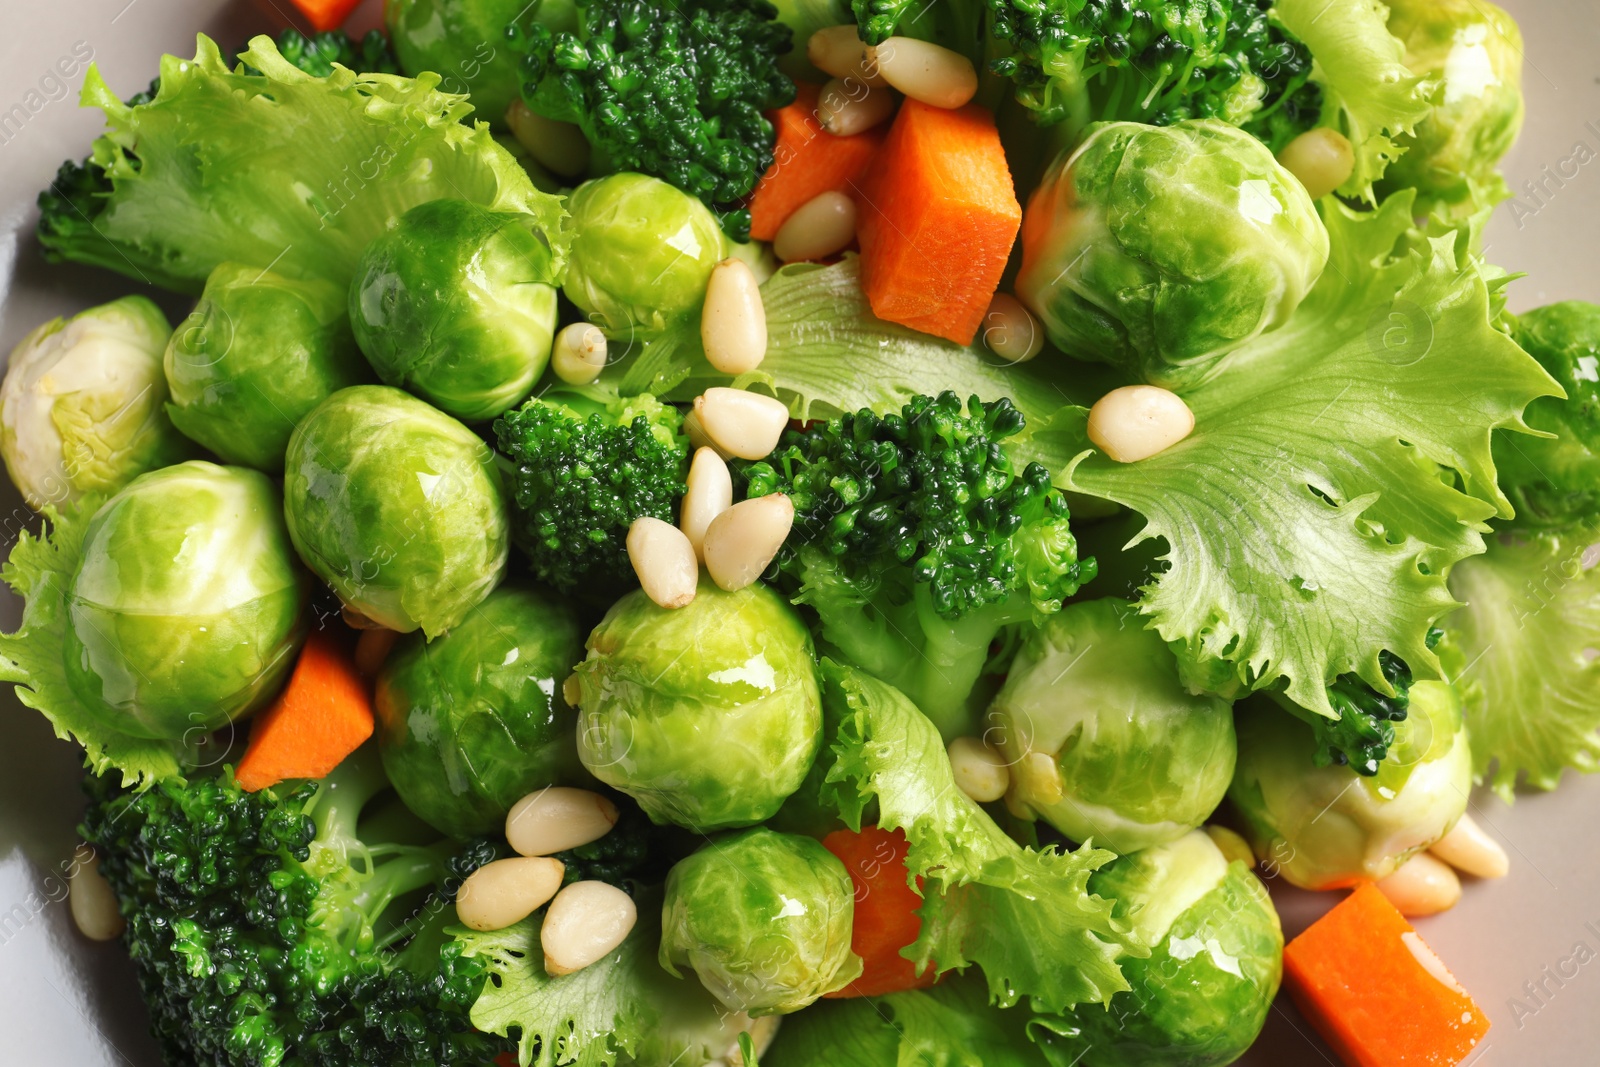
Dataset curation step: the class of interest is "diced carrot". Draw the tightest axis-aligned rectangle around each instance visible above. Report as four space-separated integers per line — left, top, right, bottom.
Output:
287 0 364 32
493 1053 518 1067
821 825 940 998
1284 883 1489 1066
854 98 1022 345
235 630 376 792
748 82 886 242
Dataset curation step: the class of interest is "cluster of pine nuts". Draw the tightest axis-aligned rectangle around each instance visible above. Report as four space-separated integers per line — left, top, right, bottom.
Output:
808 26 978 138
1375 814 1510 918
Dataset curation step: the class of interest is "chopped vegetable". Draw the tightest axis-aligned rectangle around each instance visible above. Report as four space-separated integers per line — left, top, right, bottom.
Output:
236 631 375 792
287 0 364 32
821 825 940 998
750 81 885 242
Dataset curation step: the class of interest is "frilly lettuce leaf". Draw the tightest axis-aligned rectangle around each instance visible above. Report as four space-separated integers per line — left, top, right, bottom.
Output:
1275 0 1438 201
815 661 1133 1014
0 501 189 787
1057 193 1558 718
44 34 563 293
1446 525 1600 801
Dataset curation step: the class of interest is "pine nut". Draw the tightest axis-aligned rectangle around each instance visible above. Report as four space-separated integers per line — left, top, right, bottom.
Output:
551 323 607 385
1205 825 1256 868
1375 853 1462 917
505 99 592 178
818 78 896 136
693 388 789 460
506 786 621 857
773 191 857 263
680 447 733 558
1276 128 1354 201
703 494 794 592
354 627 398 677
947 736 1010 803
1015 751 1064 807
681 408 723 457
626 517 699 609
456 856 566 932
562 673 582 708
807 25 886 87
1086 385 1195 463
69 846 124 942
1429 814 1509 879
701 259 768 375
981 294 1044 363
873 37 978 109
542 880 637 975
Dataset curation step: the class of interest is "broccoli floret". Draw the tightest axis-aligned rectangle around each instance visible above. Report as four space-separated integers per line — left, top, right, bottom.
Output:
80 750 508 1067
494 391 688 596
509 0 797 241
261 29 400 77
549 801 682 893
735 392 1096 737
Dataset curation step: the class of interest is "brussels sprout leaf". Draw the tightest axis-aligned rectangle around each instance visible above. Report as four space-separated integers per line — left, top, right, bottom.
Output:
1446 526 1600 801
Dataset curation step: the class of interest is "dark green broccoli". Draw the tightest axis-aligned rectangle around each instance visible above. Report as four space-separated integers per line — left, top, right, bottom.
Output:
734 392 1095 737
509 0 797 241
549 801 684 893
79 749 508 1067
494 391 688 596
257 29 401 77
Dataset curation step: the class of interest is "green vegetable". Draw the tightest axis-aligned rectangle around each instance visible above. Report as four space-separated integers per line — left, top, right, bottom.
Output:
1016 119 1329 389
1381 0 1524 209
550 800 674 889
80 748 510 1066
769 0 854 81
1228 680 1471 889
0 295 190 510
1446 525 1600 800
661 828 861 1015
36 35 564 293
1035 830 1282 1067
265 27 400 76
989 599 1237 854
561 173 729 338
734 392 1093 738
283 385 509 637
510 0 796 240
494 388 687 597
574 579 823 831
1060 193 1558 720
164 263 372 470
349 198 560 422
375 584 584 839
1494 302 1600 528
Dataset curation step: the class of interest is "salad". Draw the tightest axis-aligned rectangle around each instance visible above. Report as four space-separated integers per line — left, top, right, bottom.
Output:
0 0 1586 1064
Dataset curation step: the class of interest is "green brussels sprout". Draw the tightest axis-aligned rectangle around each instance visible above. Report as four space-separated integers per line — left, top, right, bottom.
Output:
349 198 559 422
989 599 1237 853
1228 681 1472 890
574 578 823 831
563 173 728 337
1040 830 1282 1067
375 583 584 838
661 827 862 1015
164 263 372 471
385 0 578 126
1384 0 1524 206
0 295 191 510
283 385 509 637
1015 119 1329 388
1493 302 1600 528
64 461 308 740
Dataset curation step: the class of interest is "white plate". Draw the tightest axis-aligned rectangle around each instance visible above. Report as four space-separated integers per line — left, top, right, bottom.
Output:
0 2 1597 1063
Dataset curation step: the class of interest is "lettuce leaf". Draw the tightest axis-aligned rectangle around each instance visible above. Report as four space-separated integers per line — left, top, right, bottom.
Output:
42 34 563 293
814 661 1132 1014
1058 194 1558 717
0 501 190 787
1445 525 1600 801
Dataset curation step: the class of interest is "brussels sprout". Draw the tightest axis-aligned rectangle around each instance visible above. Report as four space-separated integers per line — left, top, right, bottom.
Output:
661 828 861 1015
164 263 372 471
385 0 578 126
375 583 584 837
1040 830 1282 1067
349 198 559 422
283 385 509 637
574 578 823 831
1015 119 1329 388
989 599 1237 853
64 461 308 740
0 295 191 510
1384 0 1524 206
563 174 728 337
1229 681 1472 889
